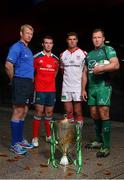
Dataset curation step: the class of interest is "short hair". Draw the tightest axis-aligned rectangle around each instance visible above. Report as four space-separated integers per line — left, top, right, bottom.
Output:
92 28 105 37
20 24 34 33
67 32 78 39
42 35 54 43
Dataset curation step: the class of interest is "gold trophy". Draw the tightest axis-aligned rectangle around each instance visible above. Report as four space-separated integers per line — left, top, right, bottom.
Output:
48 116 83 174
56 117 75 165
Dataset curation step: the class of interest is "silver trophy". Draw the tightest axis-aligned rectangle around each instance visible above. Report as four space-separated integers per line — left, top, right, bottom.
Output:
48 116 83 174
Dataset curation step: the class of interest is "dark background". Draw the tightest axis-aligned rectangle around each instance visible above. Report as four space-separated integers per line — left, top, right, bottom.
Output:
0 0 124 120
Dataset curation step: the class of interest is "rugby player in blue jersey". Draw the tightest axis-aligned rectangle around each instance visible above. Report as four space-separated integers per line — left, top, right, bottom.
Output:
5 24 34 155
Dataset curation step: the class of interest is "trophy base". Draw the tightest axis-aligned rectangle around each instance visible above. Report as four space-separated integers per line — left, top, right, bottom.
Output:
60 155 69 166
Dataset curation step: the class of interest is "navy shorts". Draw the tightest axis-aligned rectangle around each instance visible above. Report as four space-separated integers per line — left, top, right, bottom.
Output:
12 77 34 105
35 92 56 106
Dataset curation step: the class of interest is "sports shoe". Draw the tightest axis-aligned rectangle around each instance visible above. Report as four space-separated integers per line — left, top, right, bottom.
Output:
96 147 110 158
85 141 103 149
10 143 27 155
32 138 39 148
18 139 33 149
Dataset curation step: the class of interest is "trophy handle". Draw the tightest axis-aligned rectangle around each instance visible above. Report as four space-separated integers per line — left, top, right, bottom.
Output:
74 124 83 174
48 121 58 168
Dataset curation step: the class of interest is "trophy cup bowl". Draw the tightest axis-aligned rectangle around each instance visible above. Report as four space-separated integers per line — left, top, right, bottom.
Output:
54 118 75 166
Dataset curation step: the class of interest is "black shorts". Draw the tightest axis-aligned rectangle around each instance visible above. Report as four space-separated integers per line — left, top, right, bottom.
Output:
12 77 34 105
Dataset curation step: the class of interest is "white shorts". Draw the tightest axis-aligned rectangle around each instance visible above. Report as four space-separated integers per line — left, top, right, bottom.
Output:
61 92 82 102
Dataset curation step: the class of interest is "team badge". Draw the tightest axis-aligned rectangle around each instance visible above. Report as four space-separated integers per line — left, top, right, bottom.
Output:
61 95 66 100
39 59 43 63
54 61 58 64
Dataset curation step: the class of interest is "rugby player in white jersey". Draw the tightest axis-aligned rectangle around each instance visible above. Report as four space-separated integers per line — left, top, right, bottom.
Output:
60 32 87 125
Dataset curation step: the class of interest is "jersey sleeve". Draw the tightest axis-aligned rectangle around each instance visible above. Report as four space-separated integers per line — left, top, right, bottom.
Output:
34 57 38 70
106 46 117 59
6 44 20 64
60 53 64 69
54 59 59 72
84 56 88 66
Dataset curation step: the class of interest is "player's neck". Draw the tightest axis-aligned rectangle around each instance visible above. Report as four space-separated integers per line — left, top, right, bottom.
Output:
20 39 28 46
95 43 105 50
43 50 52 57
68 47 78 53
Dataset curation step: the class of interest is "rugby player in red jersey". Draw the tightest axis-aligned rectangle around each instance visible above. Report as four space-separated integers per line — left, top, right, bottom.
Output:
32 36 59 147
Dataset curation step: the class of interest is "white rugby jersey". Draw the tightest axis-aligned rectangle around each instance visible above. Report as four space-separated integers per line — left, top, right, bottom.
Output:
60 48 87 92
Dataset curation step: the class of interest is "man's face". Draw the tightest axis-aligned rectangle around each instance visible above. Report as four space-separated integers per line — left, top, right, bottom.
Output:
42 38 53 52
20 27 33 43
92 31 105 48
67 35 78 49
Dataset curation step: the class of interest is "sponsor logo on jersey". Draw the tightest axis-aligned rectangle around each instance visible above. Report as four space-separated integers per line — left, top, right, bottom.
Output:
47 64 52 68
25 54 28 57
76 55 81 60
69 60 74 63
88 60 97 73
40 67 55 71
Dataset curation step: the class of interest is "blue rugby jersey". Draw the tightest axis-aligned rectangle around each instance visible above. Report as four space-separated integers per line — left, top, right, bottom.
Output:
7 41 34 79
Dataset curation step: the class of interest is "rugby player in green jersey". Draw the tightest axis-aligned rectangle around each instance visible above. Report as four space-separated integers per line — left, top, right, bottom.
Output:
82 28 120 157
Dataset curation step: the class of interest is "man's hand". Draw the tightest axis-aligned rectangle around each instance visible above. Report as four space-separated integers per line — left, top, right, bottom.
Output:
5 61 14 80
82 90 87 102
93 65 105 75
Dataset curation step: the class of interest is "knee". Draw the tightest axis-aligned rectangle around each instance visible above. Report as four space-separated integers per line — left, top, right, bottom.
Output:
13 109 24 119
35 108 44 117
90 112 99 120
35 111 44 117
99 108 110 120
45 111 53 117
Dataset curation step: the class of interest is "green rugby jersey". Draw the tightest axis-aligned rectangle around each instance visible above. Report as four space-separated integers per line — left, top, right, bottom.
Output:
85 45 117 87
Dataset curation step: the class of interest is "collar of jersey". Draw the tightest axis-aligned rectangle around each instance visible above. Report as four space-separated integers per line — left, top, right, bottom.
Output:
95 44 106 51
19 40 28 47
67 47 79 54
41 51 53 57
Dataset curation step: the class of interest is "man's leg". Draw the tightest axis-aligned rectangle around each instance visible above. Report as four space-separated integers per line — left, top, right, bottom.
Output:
96 106 111 157
13 104 33 150
10 77 34 153
61 92 74 122
18 105 28 142
95 84 112 157
32 104 44 147
73 101 84 124
90 106 103 143
64 101 74 122
10 105 27 154
45 106 54 142
85 106 103 149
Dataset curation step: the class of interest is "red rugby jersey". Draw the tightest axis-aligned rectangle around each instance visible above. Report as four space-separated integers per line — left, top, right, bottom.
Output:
34 51 59 92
